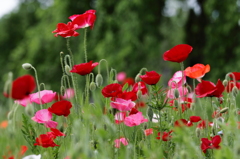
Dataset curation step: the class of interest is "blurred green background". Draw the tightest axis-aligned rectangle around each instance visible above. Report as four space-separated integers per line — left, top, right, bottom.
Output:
0 0 240 101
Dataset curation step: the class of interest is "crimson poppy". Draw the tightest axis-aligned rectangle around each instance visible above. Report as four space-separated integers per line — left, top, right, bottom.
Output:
52 22 79 38
163 44 193 63
34 134 59 148
156 130 173 141
48 100 72 117
102 83 122 98
140 71 161 85
70 10 96 30
132 82 148 95
70 61 99 76
201 135 221 153
117 91 137 101
4 75 36 100
195 79 224 98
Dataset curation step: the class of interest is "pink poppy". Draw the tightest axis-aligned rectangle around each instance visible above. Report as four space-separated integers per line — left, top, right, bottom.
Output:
144 128 153 136
115 112 126 124
110 98 135 111
167 86 188 99
168 71 186 88
114 137 128 148
31 109 58 128
132 82 148 95
30 90 56 104
124 112 148 127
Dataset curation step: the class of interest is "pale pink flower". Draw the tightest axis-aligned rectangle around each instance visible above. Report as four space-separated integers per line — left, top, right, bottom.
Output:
114 137 128 148
63 88 75 99
15 96 32 107
167 86 188 99
30 90 56 104
31 109 58 128
117 72 126 82
110 98 135 111
168 71 186 88
115 112 126 124
124 112 148 127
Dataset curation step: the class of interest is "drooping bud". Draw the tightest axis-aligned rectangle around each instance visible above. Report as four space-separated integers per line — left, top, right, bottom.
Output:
25 104 35 116
22 63 33 70
135 73 141 83
147 107 153 122
95 74 103 87
222 79 228 87
64 65 71 76
137 90 142 99
90 82 96 91
232 86 239 97
7 110 14 121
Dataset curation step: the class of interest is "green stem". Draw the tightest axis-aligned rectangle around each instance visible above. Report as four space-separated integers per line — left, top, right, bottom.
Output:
98 59 110 83
84 28 88 63
32 66 43 109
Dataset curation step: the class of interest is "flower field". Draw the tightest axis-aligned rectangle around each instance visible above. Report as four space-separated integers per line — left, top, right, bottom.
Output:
1 9 240 159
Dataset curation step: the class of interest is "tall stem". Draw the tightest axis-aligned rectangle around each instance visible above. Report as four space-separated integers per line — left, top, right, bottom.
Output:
32 66 43 109
84 28 88 63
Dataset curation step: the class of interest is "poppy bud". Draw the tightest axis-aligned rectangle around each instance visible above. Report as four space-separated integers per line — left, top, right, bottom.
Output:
65 65 71 76
95 74 103 87
135 73 141 83
22 63 33 70
232 86 239 97
222 79 228 87
147 107 153 121
220 107 229 113
195 128 201 138
174 100 179 108
137 90 142 99
25 104 34 116
174 89 179 98
90 82 96 91
7 110 14 121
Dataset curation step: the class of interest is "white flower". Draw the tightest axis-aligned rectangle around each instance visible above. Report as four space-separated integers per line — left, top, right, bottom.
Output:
22 154 41 159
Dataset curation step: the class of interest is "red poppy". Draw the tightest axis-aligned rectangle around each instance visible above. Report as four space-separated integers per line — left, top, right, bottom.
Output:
102 83 122 98
201 135 221 153
229 72 240 80
156 130 173 141
132 82 148 95
4 75 36 100
52 22 79 38
34 134 59 148
140 71 161 85
163 44 193 63
70 61 99 76
195 79 224 98
117 91 137 101
174 116 201 127
70 10 96 30
129 107 139 115
169 97 193 113
122 78 135 87
48 100 72 117
197 120 213 129
184 64 210 81
47 128 65 139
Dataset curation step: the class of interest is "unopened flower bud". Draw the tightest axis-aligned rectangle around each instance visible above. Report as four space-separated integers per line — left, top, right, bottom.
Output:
7 110 14 121
232 86 239 97
174 89 179 98
220 107 229 113
135 73 141 83
25 104 35 116
65 65 71 76
137 90 142 99
22 63 32 70
95 74 103 87
222 79 228 87
90 82 96 91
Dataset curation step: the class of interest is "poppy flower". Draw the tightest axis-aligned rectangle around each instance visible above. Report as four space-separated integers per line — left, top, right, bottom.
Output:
201 135 221 153
195 79 225 98
117 91 137 101
114 137 128 148
115 112 126 124
34 134 59 148
52 22 79 38
156 130 173 141
110 98 135 111
70 10 96 29
31 109 58 128
168 71 186 88
167 86 188 99
144 128 153 136
47 128 65 139
70 61 99 76
132 82 148 95
30 90 56 104
48 100 72 117
124 112 148 127
169 97 193 112
197 120 213 129
163 44 193 63
184 64 210 81
117 72 126 82
102 83 122 98
4 75 36 100
140 71 161 85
